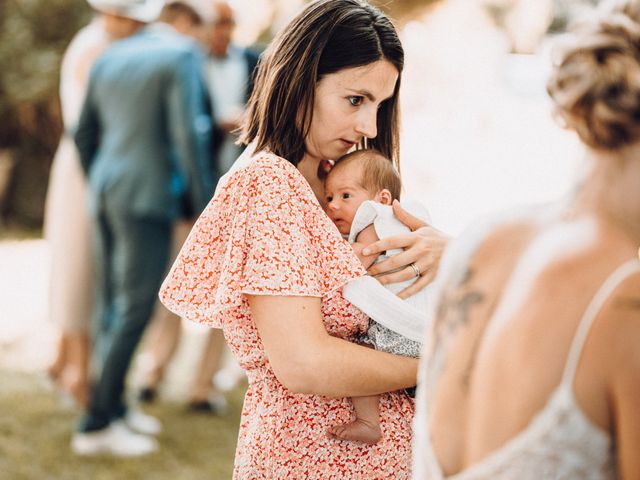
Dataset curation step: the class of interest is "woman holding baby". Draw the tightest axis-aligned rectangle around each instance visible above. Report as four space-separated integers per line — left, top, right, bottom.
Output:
159 0 447 478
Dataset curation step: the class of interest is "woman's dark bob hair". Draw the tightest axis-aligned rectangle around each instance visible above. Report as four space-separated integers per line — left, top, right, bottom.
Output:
239 0 404 169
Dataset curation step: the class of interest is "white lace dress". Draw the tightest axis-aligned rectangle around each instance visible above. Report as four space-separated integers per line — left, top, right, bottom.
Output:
413 218 639 479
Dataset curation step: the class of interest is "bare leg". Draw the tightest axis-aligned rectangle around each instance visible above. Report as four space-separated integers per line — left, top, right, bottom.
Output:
135 219 191 396
47 334 68 381
329 395 382 444
136 307 182 391
61 332 90 408
189 328 225 403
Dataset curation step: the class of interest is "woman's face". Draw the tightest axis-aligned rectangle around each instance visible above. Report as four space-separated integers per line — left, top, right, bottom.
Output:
305 59 399 162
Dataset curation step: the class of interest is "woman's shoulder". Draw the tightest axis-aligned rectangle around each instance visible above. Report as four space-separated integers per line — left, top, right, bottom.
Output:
218 150 311 203
207 149 328 231
468 215 541 268
224 151 299 184
576 255 640 403
436 207 543 288
602 263 640 357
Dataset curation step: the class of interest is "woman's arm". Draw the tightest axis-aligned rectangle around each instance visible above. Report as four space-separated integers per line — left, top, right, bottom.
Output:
612 362 640 479
247 294 418 397
609 276 640 478
364 200 451 299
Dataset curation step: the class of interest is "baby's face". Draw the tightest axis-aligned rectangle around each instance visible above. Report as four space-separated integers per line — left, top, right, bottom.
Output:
324 162 375 235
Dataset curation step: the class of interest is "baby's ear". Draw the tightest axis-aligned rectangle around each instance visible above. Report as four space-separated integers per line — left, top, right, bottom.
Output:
376 189 393 205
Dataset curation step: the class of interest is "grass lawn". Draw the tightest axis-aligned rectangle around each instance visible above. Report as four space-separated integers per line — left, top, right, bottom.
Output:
0 370 245 480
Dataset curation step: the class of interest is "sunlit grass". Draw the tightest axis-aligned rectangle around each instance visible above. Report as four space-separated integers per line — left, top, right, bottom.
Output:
0 370 244 480
0 226 41 241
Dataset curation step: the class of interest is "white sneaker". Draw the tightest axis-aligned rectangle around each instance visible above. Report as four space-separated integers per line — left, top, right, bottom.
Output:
214 363 247 392
71 421 157 457
125 408 162 436
208 393 229 415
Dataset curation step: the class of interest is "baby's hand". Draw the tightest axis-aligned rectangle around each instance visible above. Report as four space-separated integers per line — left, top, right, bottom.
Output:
364 200 451 299
350 242 376 269
352 224 379 269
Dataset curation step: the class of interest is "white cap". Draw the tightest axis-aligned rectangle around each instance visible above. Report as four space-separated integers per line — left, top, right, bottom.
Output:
88 0 166 23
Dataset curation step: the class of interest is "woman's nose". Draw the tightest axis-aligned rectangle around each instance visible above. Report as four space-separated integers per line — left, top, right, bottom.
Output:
355 108 378 139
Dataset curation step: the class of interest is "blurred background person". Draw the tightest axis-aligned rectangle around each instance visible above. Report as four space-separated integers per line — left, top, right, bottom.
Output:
156 0 206 38
43 10 108 410
134 0 260 413
204 0 260 175
71 0 214 456
43 1 149 409
134 0 231 414
413 0 640 477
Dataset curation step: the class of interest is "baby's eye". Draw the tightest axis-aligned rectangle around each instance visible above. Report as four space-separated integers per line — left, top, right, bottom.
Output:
348 96 363 107
326 196 333 203
341 193 352 199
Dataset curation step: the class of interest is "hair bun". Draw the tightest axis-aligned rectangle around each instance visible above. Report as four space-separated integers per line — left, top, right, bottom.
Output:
547 0 640 149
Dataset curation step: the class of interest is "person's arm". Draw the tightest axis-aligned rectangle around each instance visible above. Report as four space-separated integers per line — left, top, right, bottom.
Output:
247 294 418 397
351 224 379 270
167 48 215 216
608 275 640 478
364 200 451 299
612 364 640 479
74 74 100 176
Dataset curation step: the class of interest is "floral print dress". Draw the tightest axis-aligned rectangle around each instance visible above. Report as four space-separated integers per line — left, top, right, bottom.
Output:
160 151 414 479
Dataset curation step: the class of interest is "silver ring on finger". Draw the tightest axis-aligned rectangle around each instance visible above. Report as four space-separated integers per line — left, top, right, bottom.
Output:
410 262 421 278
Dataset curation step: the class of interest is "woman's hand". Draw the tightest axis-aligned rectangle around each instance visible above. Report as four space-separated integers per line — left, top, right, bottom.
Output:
363 200 451 299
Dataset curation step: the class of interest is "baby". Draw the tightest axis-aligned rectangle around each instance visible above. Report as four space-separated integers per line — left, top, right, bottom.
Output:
324 149 430 444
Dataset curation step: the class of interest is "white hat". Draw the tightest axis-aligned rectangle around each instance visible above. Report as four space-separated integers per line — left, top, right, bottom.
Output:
88 0 166 23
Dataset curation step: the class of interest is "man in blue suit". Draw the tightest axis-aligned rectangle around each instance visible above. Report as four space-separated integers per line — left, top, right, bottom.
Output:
73 0 214 456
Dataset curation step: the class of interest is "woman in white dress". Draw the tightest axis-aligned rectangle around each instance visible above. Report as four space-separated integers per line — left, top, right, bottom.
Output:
44 6 141 406
413 0 640 478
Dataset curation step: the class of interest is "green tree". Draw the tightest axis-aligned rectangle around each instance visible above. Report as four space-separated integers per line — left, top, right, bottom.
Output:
0 0 90 228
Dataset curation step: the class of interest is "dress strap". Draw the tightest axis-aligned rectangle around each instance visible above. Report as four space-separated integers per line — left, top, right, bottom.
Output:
561 259 640 384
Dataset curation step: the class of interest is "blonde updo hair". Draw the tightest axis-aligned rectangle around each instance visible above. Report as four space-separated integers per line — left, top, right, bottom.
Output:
547 0 640 150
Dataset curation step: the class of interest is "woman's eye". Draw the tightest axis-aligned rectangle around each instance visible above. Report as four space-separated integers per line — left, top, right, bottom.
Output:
348 96 363 107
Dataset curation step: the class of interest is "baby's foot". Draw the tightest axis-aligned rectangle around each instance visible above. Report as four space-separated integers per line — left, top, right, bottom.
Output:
329 419 382 445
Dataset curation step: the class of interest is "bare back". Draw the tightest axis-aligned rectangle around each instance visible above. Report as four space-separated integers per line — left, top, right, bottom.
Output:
424 210 640 477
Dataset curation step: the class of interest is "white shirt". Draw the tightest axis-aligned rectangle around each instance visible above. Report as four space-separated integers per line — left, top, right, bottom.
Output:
206 46 249 173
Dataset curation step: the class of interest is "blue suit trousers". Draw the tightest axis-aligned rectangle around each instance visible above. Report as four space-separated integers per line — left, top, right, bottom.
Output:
79 198 171 432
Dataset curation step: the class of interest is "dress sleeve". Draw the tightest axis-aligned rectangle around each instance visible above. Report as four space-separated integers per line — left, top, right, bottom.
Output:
159 154 365 328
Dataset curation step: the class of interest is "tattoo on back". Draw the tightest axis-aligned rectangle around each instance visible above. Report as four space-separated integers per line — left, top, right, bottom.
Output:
429 268 485 386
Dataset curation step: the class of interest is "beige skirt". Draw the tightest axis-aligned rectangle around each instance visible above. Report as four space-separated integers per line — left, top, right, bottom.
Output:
43 136 94 332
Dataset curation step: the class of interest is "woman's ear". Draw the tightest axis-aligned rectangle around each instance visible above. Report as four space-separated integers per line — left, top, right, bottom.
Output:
376 189 393 205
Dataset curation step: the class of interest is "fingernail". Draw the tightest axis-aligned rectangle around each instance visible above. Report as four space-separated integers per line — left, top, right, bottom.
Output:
362 248 370 255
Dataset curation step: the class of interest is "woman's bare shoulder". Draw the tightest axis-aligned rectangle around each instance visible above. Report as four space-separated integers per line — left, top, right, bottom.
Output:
599 267 640 357
460 212 543 276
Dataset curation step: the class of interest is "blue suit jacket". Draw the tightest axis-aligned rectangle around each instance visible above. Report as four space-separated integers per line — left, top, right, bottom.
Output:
75 24 214 220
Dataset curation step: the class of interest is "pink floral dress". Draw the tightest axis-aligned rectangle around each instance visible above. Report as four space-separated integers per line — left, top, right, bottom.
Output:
160 151 414 479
